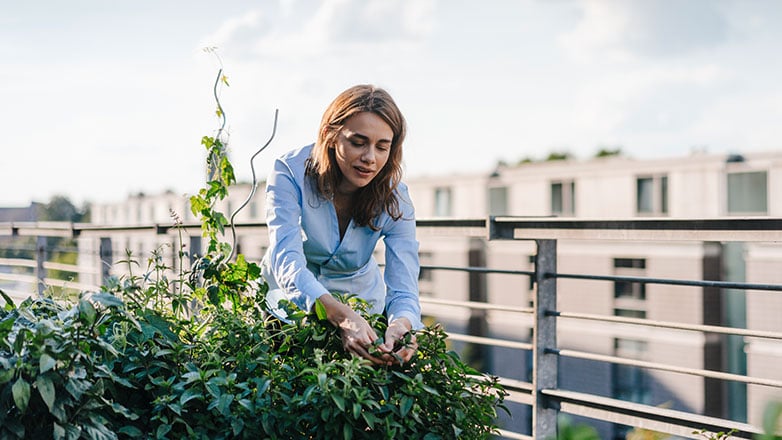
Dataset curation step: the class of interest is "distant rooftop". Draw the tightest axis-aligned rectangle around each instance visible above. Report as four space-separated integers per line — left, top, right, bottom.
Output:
0 203 42 222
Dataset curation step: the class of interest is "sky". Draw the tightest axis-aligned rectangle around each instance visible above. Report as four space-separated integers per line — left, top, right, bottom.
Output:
2 0 781 207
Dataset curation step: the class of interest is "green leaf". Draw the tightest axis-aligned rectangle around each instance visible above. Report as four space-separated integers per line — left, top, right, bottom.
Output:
36 375 56 411
343 423 353 440
332 394 345 411
54 422 66 440
78 299 97 326
400 396 413 417
180 388 204 406
0 366 15 384
39 353 57 373
12 377 31 412
314 299 328 321
118 426 143 437
362 411 377 429
156 424 171 439
87 292 125 308
0 288 15 310
763 401 782 438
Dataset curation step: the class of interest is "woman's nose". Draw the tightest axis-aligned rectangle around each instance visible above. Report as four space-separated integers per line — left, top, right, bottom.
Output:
362 146 376 163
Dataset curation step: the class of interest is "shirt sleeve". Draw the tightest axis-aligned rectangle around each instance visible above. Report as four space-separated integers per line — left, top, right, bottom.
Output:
265 156 329 312
382 185 424 330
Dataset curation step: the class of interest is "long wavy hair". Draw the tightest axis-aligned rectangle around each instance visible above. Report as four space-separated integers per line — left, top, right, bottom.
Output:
307 84 407 230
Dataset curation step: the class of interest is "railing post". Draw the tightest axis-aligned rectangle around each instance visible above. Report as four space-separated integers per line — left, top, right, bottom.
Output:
533 239 558 439
35 236 47 296
99 237 113 286
465 237 491 371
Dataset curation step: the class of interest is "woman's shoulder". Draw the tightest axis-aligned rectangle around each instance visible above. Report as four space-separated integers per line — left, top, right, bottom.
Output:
272 144 314 178
277 144 314 166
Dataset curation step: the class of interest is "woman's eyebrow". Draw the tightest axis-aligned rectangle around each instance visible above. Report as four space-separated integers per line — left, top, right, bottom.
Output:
347 132 392 144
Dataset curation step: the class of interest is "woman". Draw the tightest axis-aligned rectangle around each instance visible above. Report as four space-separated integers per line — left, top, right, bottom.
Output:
261 84 422 366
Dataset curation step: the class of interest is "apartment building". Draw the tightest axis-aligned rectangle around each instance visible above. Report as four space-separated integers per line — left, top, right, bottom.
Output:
84 150 781 437
405 150 781 436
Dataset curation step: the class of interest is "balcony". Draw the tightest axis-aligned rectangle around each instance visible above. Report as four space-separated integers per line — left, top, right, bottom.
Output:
2 217 781 439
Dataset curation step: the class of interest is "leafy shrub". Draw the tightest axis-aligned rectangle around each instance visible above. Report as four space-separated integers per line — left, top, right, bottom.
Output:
0 280 507 439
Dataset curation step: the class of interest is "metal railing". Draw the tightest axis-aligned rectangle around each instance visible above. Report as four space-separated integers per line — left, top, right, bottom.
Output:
1 217 781 439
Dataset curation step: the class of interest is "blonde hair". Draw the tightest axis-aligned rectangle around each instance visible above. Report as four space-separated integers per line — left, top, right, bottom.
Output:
307 84 407 229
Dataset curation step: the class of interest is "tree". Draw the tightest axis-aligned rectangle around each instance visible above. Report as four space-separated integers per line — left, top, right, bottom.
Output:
595 147 622 158
545 151 572 161
40 195 90 222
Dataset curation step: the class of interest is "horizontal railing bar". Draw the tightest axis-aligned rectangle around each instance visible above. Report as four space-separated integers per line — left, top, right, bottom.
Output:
494 376 534 407
446 332 533 351
0 272 35 284
497 377 534 393
420 297 533 314
493 216 782 232
553 311 782 340
41 278 99 291
495 429 533 440
551 272 782 291
0 288 33 303
416 218 487 228
543 389 761 439
551 348 782 388
42 261 87 273
0 257 36 268
422 265 534 276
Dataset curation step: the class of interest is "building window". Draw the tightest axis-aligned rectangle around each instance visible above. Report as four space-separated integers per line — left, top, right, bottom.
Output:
612 338 651 439
613 338 650 403
434 187 452 217
550 180 575 216
614 280 646 300
727 171 767 214
613 257 646 316
488 186 508 216
636 175 668 215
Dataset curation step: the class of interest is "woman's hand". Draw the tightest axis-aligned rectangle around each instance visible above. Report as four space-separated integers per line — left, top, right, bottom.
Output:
318 294 387 365
378 318 418 365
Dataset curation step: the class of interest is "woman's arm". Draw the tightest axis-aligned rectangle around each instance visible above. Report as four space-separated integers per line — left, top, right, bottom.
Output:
382 189 423 330
265 157 330 309
378 186 423 363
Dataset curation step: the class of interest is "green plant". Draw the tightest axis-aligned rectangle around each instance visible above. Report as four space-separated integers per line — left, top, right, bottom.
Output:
759 401 782 440
693 428 738 440
551 415 600 440
0 57 507 439
0 292 135 439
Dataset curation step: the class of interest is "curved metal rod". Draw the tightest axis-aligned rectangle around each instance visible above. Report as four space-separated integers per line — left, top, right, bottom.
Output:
228 109 279 261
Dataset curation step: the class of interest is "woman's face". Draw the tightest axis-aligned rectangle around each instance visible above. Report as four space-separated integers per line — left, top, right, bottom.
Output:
332 111 393 194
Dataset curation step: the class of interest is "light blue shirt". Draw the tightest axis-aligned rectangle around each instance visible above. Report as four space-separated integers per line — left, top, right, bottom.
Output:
261 144 423 329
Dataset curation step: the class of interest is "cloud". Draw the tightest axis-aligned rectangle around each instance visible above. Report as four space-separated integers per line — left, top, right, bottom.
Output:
566 64 733 151
560 0 731 60
200 10 264 48
200 0 436 60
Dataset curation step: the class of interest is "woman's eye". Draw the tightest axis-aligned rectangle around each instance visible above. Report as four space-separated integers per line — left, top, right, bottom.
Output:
350 140 365 147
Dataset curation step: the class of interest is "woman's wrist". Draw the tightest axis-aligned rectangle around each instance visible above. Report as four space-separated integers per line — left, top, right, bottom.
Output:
389 317 412 333
317 293 348 326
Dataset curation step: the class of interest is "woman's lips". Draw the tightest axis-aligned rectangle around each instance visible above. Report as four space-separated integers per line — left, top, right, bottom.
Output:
354 166 374 177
